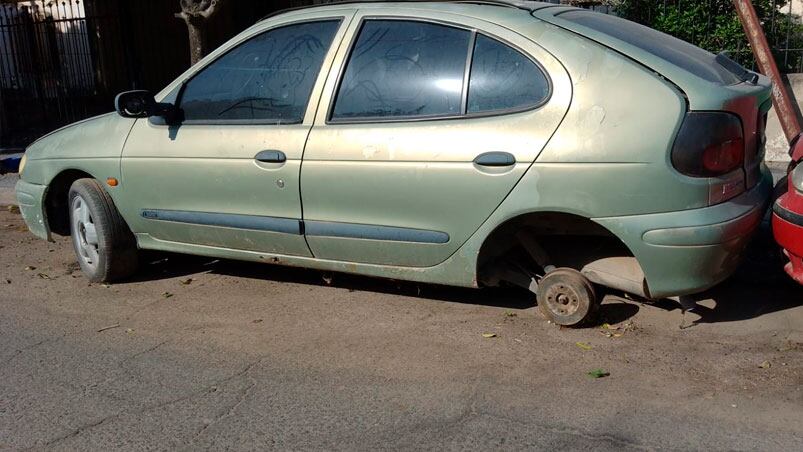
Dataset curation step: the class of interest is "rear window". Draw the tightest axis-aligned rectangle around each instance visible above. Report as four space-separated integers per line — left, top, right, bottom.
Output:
557 10 742 85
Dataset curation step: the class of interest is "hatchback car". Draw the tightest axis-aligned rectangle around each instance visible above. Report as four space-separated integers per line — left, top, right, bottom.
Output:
16 0 773 326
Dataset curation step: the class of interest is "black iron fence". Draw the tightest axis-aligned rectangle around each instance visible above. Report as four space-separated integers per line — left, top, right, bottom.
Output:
0 0 802 149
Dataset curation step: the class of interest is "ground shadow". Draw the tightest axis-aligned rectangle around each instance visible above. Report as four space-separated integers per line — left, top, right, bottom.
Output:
664 220 803 325
123 249 644 326
117 219 800 328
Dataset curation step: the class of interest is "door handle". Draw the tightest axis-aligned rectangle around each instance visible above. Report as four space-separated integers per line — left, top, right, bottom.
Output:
255 150 286 163
473 152 516 167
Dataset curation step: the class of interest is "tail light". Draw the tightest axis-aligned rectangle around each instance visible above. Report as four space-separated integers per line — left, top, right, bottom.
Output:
672 112 745 177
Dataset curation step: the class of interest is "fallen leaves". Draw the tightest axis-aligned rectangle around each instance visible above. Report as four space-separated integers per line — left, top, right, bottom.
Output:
36 273 53 280
576 342 593 351
162 292 174 299
180 278 193 286
587 369 610 379
24 266 36 271
482 333 498 339
7 205 20 214
758 361 772 369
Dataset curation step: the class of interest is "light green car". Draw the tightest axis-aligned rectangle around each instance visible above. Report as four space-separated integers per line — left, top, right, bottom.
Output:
15 1 772 326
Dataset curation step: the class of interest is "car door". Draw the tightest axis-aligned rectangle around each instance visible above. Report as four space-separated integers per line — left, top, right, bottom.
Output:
300 10 571 267
118 12 354 256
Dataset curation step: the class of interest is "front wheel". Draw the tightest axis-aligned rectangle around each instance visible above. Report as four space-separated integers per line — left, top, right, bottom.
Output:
537 268 598 327
69 179 138 283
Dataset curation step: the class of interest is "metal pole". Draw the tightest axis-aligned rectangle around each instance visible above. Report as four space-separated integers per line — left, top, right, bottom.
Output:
733 0 801 147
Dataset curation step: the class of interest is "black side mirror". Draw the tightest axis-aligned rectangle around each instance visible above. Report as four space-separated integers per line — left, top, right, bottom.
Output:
115 90 182 124
115 90 156 118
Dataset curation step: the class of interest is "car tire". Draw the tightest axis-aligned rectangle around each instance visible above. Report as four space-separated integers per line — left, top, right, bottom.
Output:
68 178 138 283
537 268 598 327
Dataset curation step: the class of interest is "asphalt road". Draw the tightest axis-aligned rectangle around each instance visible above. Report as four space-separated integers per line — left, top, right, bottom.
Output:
0 177 801 451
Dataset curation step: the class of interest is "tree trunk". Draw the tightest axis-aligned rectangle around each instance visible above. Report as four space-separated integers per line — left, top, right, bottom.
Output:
184 18 207 66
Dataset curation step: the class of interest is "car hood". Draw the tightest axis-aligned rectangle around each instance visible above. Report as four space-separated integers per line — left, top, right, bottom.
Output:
26 112 137 161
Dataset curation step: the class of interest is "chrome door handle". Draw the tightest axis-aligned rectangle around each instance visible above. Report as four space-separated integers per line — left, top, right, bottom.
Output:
255 150 286 163
473 152 516 167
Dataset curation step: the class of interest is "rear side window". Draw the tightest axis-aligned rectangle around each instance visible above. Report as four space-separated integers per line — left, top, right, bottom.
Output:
331 20 472 120
179 20 341 123
557 10 741 85
468 34 550 114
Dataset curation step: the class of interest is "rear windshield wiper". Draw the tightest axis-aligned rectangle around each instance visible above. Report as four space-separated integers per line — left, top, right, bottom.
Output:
716 51 759 84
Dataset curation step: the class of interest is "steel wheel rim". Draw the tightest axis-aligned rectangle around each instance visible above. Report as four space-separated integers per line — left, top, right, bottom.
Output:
71 195 100 270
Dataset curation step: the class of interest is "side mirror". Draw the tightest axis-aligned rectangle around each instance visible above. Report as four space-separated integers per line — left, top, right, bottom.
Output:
115 90 182 125
115 90 156 118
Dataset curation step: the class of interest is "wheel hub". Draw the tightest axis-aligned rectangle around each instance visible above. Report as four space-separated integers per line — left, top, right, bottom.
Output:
71 195 100 270
544 283 581 316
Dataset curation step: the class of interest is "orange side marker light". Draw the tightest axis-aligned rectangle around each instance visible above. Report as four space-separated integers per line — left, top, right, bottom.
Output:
107 177 119 187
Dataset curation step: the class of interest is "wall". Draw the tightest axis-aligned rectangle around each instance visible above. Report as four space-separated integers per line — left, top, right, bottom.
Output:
765 74 803 163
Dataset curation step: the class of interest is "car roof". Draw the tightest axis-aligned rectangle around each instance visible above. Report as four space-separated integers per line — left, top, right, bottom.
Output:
259 0 563 23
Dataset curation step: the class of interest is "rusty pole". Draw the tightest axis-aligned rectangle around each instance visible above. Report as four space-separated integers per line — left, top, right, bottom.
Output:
733 0 801 143
733 0 802 147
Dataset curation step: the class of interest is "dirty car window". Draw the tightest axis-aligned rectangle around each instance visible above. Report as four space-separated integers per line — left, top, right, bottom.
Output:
468 34 550 114
331 20 471 121
558 10 741 85
180 20 341 123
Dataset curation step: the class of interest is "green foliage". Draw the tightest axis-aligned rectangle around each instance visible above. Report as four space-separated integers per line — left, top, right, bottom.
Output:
610 0 803 72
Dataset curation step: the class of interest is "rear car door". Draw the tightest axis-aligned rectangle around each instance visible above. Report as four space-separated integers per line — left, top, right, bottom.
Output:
300 10 571 267
118 12 354 256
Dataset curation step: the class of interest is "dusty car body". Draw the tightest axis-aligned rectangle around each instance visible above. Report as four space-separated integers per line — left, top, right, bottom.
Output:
16 1 772 325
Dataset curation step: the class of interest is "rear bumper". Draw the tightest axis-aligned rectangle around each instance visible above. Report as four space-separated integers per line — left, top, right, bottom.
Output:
596 167 772 298
772 190 803 284
15 179 51 241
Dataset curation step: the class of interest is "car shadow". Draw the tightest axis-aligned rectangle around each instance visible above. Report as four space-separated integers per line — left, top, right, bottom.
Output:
127 250 641 326
651 220 803 326
121 221 801 328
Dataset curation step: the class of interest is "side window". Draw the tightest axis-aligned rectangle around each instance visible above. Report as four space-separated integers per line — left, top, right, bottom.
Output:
468 34 550 114
179 20 341 123
331 20 472 120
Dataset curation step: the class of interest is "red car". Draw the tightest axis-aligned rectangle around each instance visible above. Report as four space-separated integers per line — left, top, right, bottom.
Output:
772 135 803 284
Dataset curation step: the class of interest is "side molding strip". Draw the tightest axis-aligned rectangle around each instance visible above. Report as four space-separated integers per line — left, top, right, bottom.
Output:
305 220 450 244
141 210 450 244
141 209 302 235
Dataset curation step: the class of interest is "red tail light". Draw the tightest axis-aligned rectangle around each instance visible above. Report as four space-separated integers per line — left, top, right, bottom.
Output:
702 138 745 174
672 112 745 177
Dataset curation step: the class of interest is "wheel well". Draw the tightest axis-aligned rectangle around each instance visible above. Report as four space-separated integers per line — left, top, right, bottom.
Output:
476 212 649 297
45 169 93 236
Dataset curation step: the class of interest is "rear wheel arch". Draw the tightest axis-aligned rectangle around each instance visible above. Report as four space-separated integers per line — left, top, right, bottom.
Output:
476 211 650 298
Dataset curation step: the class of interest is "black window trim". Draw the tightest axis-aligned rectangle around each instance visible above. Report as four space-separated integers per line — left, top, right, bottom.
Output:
326 15 553 126
163 17 346 127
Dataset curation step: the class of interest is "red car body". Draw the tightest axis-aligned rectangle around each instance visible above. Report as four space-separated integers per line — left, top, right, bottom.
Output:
772 135 803 284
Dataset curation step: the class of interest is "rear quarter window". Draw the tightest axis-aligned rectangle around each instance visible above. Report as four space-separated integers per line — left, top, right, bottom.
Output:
557 10 742 85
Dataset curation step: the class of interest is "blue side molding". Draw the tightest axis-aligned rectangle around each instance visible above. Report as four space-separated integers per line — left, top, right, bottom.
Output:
305 221 450 244
141 209 302 235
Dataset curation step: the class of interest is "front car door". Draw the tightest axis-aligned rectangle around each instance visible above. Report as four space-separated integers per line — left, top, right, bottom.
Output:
117 10 355 256
300 9 571 267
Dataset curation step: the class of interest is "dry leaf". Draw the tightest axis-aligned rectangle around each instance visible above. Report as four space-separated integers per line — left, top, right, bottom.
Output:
576 342 593 351
482 333 498 338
